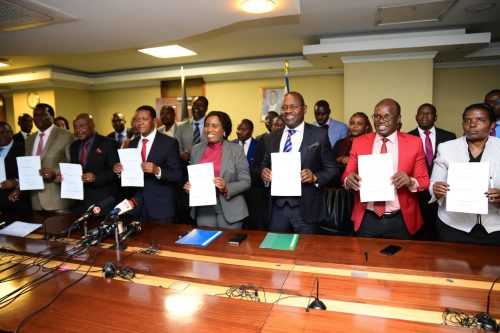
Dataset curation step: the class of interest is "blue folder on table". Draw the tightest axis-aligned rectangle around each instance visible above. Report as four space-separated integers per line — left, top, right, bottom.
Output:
175 229 223 246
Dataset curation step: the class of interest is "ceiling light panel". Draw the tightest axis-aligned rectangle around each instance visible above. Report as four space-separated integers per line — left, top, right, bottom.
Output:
138 45 197 59
376 0 457 26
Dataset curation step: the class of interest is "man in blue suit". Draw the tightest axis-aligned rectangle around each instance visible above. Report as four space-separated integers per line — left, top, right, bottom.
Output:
232 119 258 166
114 105 182 223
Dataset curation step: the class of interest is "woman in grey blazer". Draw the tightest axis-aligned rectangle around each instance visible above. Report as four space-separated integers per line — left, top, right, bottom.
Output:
183 111 251 229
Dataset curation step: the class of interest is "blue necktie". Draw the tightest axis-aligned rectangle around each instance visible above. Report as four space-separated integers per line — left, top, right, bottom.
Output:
193 122 201 145
283 129 296 152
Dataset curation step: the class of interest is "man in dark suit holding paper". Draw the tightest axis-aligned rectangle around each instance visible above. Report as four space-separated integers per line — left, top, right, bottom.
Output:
260 91 338 234
408 103 456 240
114 105 182 223
58 114 119 215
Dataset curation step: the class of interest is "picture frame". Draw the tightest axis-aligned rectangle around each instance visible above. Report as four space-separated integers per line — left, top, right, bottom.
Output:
260 87 283 121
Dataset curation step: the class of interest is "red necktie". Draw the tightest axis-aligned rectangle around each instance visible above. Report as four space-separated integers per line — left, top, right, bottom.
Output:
141 138 149 162
424 130 433 166
36 133 45 156
80 141 89 168
374 138 388 217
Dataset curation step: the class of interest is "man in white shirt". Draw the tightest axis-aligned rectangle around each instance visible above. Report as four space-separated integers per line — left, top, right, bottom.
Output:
232 119 257 166
157 105 178 138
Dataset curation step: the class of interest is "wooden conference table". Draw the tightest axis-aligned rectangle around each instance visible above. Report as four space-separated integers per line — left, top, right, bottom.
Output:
0 210 498 332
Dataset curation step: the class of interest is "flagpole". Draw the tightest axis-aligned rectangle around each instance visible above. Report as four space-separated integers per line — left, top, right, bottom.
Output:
284 59 290 93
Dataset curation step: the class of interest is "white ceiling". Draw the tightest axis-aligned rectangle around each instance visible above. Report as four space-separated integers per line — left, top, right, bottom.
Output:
0 0 499 89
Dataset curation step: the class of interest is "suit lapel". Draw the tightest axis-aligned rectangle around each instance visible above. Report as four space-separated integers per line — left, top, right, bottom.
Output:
192 142 208 164
41 127 58 162
219 141 231 177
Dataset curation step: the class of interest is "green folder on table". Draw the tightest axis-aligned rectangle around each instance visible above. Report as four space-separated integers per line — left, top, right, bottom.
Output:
259 232 299 251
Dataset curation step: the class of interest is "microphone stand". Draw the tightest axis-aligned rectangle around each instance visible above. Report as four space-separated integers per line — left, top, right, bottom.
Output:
109 214 127 251
306 278 327 311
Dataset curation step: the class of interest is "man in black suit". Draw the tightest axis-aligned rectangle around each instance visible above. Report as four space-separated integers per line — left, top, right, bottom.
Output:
106 112 131 147
261 92 338 234
12 114 33 145
408 103 456 240
114 105 182 223
56 114 119 215
0 122 31 209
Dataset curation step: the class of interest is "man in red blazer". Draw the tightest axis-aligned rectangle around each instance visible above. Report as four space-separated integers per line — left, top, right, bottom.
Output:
343 99 429 239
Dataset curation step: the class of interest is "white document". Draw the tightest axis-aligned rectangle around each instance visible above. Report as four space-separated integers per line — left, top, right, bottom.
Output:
0 157 6 183
188 162 217 206
118 148 144 187
17 156 44 190
358 153 395 203
271 152 301 196
0 221 43 237
60 163 84 200
446 162 489 214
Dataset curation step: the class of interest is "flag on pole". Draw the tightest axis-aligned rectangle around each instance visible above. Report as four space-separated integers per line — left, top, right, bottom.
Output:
284 59 290 93
180 66 189 121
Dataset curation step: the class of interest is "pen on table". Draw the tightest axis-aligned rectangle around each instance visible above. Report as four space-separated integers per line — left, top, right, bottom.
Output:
490 177 494 189
178 231 189 239
0 221 5 228
364 251 368 262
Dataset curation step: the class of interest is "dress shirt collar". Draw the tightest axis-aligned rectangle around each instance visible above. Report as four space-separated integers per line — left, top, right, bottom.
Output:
39 124 54 138
193 117 205 128
417 126 435 136
375 130 398 144
0 140 13 157
21 131 30 139
284 121 305 133
140 128 157 143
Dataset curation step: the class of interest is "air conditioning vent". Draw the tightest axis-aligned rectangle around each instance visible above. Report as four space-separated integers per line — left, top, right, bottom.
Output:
0 0 76 32
376 0 457 26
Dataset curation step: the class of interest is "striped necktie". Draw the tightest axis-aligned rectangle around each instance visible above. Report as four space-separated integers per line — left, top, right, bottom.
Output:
283 129 296 152
193 122 201 145
374 138 388 217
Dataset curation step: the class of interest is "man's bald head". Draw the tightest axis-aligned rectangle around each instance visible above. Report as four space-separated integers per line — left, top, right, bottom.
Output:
73 113 96 141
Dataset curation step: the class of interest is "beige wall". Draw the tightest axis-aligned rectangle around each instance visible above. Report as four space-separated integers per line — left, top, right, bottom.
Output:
206 74 344 140
433 66 500 136
344 58 434 133
4 65 499 138
54 87 93 131
92 86 160 135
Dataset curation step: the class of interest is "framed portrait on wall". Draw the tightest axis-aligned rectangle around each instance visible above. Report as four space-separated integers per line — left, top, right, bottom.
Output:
260 87 283 121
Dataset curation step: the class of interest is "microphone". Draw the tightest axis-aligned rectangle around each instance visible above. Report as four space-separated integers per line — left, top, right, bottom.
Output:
110 198 137 216
475 275 500 332
119 221 142 242
75 197 115 223
305 277 327 312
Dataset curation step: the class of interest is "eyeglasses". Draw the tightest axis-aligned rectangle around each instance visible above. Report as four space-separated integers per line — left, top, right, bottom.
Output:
463 118 487 125
372 114 396 122
281 104 302 111
486 99 500 104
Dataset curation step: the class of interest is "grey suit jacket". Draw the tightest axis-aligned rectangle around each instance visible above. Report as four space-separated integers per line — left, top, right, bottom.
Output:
190 140 251 223
175 119 207 153
25 126 75 211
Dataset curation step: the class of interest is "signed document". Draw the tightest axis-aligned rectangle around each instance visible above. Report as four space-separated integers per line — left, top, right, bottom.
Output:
60 163 84 200
118 148 144 187
188 162 217 206
271 152 301 197
358 153 395 203
17 156 44 190
446 162 489 214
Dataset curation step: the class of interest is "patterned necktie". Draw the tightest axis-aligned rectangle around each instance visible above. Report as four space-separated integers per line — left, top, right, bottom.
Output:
374 138 388 217
193 122 201 145
424 130 433 166
36 132 45 156
141 138 148 162
283 129 296 152
80 141 90 168
117 133 123 144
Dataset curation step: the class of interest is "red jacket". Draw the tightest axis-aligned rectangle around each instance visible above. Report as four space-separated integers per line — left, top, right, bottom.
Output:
342 132 430 235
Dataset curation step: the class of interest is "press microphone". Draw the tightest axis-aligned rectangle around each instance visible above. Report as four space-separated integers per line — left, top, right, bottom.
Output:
475 275 500 332
110 198 137 216
119 221 142 242
305 277 327 312
75 197 115 223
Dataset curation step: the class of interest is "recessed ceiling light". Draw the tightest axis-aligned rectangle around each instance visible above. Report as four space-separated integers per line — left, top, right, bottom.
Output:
138 45 197 59
240 0 276 13
464 2 495 13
